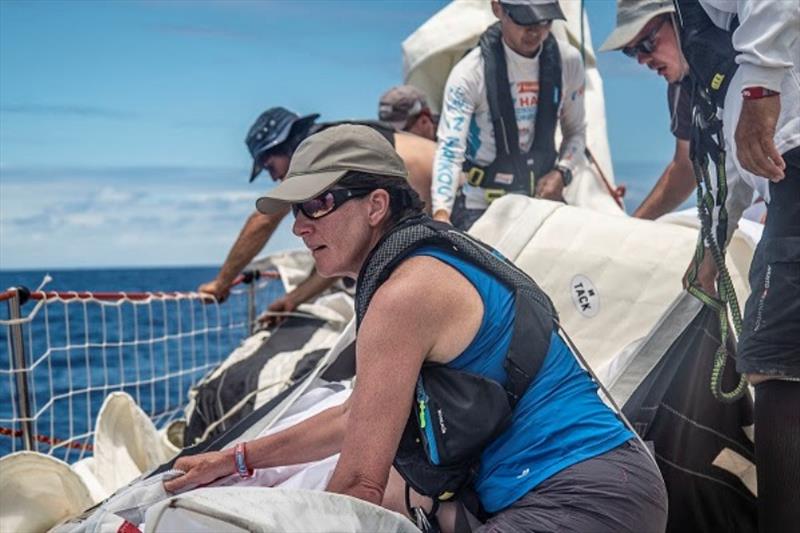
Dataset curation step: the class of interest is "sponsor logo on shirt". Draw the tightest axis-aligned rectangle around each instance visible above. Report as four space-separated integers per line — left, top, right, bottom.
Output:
516 80 540 108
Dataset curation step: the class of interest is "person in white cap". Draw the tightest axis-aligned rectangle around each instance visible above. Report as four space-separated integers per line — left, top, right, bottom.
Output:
431 0 586 230
166 124 667 533
379 85 438 141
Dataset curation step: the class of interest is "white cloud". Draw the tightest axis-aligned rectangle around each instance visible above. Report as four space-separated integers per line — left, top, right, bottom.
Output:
63 212 107 228
0 166 273 268
94 186 138 204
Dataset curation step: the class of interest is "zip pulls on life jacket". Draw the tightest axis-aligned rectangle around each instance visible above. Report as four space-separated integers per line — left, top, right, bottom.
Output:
417 379 428 429
416 377 441 465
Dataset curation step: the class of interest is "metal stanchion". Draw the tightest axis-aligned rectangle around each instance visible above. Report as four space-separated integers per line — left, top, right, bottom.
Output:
6 286 35 451
247 283 257 334
241 271 260 335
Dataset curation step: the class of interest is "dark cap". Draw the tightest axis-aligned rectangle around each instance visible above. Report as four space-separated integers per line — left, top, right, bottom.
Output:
378 85 429 131
500 0 566 26
245 107 319 182
255 124 408 215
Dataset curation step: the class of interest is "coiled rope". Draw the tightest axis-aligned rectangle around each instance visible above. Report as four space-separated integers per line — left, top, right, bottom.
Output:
685 91 747 403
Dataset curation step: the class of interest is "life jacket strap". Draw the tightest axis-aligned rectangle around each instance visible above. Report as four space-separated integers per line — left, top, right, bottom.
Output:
472 23 561 195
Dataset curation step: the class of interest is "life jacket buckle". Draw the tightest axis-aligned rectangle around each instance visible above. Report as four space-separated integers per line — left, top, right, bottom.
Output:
484 189 505 203
466 166 485 187
711 72 725 90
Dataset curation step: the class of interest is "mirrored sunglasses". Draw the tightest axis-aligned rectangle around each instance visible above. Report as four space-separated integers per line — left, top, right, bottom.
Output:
291 188 374 220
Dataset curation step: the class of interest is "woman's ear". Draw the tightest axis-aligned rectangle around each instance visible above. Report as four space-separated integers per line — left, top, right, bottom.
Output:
366 189 391 227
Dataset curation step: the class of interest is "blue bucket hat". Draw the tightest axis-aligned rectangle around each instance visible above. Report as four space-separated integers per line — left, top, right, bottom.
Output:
245 107 320 182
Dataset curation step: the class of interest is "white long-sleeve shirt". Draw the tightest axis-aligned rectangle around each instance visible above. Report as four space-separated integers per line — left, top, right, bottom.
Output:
431 37 586 214
700 0 800 243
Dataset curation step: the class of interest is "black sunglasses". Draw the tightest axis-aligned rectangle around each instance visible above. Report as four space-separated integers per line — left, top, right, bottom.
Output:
623 18 667 58
291 188 374 219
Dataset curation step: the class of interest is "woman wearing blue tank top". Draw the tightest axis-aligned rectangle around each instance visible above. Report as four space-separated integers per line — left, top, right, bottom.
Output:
167 124 668 533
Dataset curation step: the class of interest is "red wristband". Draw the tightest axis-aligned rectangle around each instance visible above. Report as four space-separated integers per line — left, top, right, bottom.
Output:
741 87 780 100
234 442 254 479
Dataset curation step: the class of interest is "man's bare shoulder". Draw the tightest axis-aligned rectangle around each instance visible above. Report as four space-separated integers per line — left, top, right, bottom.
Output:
395 131 436 154
393 133 436 199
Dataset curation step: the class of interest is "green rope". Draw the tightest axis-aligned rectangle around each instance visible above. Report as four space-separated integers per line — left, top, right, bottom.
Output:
687 97 748 403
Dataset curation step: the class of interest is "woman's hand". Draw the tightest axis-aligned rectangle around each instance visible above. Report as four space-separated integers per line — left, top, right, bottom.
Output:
163 450 234 493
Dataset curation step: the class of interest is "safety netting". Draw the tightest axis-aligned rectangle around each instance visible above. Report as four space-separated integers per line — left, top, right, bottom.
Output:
0 272 281 463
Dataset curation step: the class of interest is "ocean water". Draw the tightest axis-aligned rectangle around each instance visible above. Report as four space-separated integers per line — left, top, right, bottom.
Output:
0 266 283 461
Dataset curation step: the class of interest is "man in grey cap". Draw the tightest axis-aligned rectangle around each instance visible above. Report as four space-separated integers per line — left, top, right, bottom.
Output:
431 0 587 230
378 85 437 141
600 0 697 221
167 123 667 533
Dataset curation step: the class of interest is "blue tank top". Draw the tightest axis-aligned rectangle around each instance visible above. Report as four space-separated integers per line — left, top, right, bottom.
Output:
412 247 633 513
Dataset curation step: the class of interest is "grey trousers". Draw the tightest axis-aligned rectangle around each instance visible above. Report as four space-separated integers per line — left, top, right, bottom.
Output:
475 440 668 533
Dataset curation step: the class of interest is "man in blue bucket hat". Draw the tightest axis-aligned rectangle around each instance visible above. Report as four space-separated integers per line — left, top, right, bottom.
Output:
245 107 320 184
199 106 436 314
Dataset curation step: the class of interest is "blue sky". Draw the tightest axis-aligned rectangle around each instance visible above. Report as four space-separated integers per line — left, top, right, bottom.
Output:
1 0 674 270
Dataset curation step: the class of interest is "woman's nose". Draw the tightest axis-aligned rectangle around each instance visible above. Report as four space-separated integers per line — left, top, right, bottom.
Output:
292 212 312 237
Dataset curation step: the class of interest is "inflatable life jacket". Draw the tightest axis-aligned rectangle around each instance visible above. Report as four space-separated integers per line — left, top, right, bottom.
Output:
673 0 739 110
673 0 740 249
462 23 561 202
354 215 557 501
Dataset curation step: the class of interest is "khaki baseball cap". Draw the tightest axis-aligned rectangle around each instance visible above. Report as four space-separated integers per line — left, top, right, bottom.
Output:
599 0 674 52
255 124 408 214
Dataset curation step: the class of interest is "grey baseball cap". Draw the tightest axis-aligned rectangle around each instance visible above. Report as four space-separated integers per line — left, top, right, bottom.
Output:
599 0 674 52
255 124 408 215
378 85 429 131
